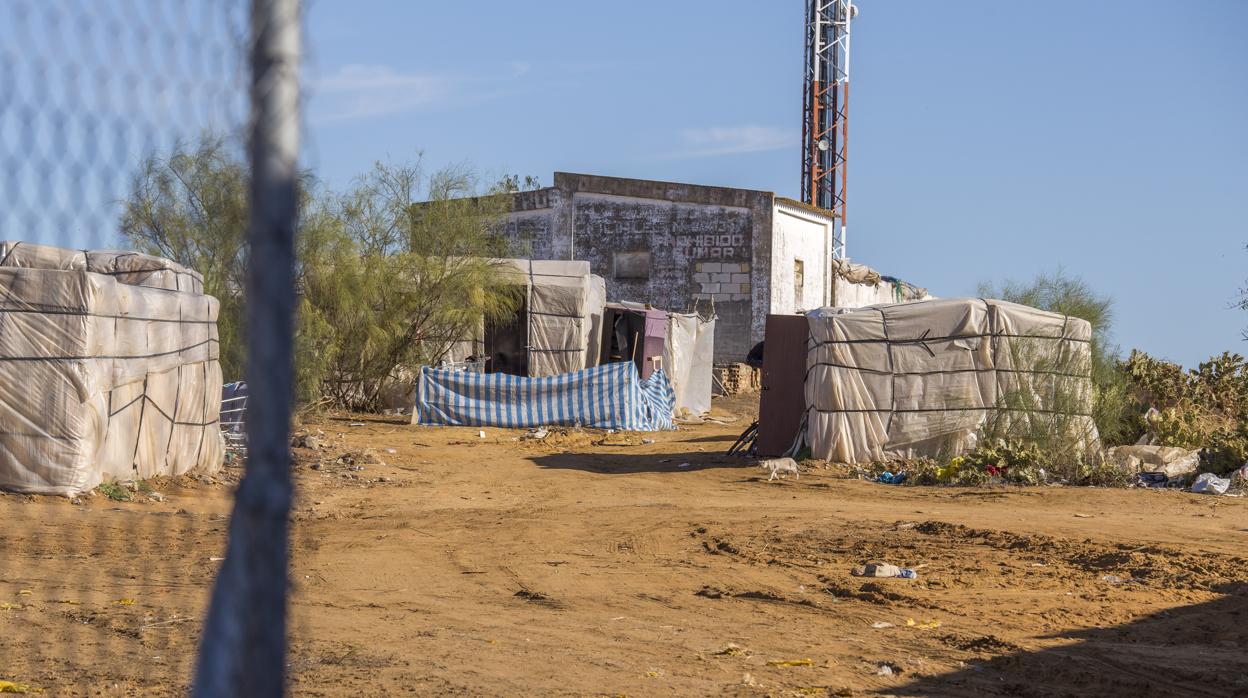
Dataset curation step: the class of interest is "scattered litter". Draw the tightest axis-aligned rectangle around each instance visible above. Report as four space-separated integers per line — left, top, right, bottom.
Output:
383 448 397 455
209 557 225 562
852 563 917 579
478 430 486 439
641 438 655 445
767 658 813 667
113 598 136 605
876 471 907 485
520 427 549 441
875 661 902 676
677 463 691 469
1135 471 1170 488
1101 574 1128 584
0 603 22 610
906 618 941 629
1191 473 1231 495
715 643 746 656
870 621 894 629
0 680 33 693
17 590 32 596
740 672 756 687
1073 513 1094 518
348 422 365 427
291 434 322 450
1108 445 1200 478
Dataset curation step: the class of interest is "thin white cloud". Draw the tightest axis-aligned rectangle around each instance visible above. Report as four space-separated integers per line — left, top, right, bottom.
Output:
311 64 456 123
669 125 797 158
311 62 536 124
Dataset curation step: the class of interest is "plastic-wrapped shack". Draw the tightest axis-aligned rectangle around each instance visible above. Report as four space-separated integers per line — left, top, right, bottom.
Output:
482 259 606 378
804 298 1098 463
0 242 223 496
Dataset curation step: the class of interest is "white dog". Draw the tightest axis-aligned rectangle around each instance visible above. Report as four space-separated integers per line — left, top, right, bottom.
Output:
759 457 800 482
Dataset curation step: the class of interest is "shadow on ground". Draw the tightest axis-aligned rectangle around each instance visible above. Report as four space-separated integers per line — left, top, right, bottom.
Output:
530 450 759 475
892 582 1248 697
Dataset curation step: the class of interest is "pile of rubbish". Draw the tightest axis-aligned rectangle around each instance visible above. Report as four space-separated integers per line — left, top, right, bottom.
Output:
850 439 1248 496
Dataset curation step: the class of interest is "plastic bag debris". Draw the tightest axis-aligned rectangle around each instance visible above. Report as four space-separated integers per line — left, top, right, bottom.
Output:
1135 471 1170 488
871 621 894 629
876 471 907 485
1191 472 1231 495
0 680 33 693
875 661 902 676
852 563 917 579
906 618 941 629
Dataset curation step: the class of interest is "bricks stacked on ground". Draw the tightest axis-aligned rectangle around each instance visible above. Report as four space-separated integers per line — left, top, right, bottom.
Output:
713 362 761 396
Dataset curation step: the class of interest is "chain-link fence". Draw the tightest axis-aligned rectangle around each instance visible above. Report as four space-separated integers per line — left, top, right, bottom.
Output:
0 1 298 694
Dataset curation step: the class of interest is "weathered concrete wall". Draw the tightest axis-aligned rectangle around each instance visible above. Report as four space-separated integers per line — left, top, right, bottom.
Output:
770 203 833 315
502 188 566 259
499 173 774 363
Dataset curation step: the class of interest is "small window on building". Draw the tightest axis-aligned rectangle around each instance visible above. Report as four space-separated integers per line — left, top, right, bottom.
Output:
613 251 651 280
794 259 805 308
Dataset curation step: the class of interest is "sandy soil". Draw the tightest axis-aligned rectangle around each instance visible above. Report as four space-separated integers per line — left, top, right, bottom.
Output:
2 394 1248 696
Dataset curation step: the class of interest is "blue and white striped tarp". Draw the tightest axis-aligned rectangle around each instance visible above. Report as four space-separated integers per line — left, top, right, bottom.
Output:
415 362 676 431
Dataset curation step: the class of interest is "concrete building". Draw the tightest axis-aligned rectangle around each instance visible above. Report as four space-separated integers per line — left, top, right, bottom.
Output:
493 172 923 362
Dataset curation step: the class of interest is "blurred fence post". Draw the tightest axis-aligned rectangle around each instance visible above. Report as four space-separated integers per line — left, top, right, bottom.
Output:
193 0 300 695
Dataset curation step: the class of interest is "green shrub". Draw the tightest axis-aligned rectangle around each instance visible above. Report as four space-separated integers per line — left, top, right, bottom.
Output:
1124 350 1248 474
980 270 1144 446
98 481 131 502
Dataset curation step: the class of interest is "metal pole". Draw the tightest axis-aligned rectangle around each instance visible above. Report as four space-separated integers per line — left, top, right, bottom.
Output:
193 0 300 695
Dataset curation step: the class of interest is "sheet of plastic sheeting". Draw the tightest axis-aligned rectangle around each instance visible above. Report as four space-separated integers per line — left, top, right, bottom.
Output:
804 298 1097 463
528 312 586 377
0 246 223 496
688 316 715 415
583 275 606 368
663 313 715 418
415 362 676 431
0 240 205 293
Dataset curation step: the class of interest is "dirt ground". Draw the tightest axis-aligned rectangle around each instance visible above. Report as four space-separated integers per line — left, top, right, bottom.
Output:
2 393 1248 697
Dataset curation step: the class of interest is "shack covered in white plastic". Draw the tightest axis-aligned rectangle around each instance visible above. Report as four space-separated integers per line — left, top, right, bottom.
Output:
0 241 224 495
804 298 1097 463
489 259 606 377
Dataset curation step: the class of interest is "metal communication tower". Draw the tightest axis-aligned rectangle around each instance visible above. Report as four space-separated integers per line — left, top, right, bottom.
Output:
801 0 854 259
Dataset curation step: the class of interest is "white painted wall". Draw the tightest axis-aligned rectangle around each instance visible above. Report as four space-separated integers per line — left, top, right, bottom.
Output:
769 203 833 315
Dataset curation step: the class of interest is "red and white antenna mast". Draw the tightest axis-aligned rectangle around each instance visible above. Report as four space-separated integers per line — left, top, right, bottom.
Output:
801 0 854 259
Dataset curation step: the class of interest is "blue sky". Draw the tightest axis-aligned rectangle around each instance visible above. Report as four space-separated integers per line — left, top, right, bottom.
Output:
304 0 1247 367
